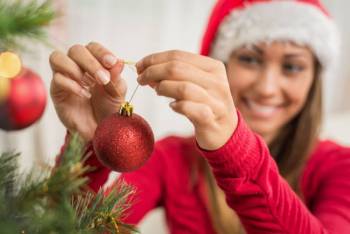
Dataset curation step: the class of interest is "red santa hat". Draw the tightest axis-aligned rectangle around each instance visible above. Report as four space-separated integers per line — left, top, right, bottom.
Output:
200 0 340 79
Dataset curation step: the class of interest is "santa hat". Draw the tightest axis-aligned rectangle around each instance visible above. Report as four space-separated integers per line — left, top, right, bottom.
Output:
200 0 340 79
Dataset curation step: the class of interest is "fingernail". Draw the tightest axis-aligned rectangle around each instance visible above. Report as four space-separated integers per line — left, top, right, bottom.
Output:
103 54 117 67
170 101 176 108
151 83 158 89
135 60 141 68
115 59 125 70
136 61 142 73
96 70 110 85
80 88 92 99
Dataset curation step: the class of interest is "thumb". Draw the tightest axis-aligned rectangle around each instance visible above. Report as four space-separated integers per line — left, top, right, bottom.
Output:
104 61 127 99
110 60 124 83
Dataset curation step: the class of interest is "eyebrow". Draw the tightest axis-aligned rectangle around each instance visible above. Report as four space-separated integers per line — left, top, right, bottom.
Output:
251 45 264 55
242 46 309 59
284 53 308 59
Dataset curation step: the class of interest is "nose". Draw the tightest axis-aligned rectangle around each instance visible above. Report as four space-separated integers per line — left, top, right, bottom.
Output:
253 66 280 98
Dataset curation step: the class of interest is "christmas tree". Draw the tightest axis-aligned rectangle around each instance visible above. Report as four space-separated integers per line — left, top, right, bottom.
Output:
0 134 137 233
0 1 138 233
0 0 56 130
0 0 55 50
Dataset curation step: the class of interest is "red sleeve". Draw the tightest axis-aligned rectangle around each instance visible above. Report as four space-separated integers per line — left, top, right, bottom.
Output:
56 133 111 192
309 144 350 234
198 112 350 234
82 142 112 192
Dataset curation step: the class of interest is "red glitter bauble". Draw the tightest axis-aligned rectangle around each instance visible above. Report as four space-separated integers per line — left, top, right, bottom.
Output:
0 68 47 130
92 106 155 172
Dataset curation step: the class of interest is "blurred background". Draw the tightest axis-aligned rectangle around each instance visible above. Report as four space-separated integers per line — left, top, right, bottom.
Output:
0 0 349 233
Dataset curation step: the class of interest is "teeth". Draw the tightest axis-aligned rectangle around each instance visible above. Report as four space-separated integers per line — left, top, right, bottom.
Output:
247 100 277 115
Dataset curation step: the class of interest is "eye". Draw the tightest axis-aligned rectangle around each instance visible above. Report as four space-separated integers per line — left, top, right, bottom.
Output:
283 63 304 74
237 55 261 66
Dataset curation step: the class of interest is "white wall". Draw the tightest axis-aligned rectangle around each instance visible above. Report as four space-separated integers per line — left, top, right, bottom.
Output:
322 0 350 116
0 1 349 233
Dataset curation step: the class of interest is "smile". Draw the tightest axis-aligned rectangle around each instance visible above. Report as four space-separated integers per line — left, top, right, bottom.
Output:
243 99 283 119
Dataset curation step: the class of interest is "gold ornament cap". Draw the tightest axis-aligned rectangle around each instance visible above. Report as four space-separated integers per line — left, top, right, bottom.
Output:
119 102 134 116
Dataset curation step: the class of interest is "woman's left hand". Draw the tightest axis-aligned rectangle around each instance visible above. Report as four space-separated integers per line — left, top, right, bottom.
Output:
136 50 238 150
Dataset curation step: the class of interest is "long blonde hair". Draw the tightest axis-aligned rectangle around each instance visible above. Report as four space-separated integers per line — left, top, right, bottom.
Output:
196 62 322 234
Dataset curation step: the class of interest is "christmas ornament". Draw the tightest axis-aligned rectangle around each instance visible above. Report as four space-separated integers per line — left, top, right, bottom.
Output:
0 78 10 103
93 102 155 172
0 68 47 130
0 51 22 78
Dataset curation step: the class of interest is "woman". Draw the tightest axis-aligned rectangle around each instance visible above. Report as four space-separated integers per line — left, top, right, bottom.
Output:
50 0 350 233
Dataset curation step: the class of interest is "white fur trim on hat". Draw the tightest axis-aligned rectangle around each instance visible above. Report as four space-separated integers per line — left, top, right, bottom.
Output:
210 1 340 78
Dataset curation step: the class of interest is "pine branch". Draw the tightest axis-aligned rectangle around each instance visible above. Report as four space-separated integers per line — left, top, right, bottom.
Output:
0 152 23 233
0 0 56 51
0 152 19 196
73 180 138 233
0 133 138 234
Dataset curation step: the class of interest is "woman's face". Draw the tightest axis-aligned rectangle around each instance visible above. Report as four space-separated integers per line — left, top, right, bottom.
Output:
226 42 316 143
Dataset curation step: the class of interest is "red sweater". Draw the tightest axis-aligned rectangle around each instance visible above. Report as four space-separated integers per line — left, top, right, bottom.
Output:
81 113 350 234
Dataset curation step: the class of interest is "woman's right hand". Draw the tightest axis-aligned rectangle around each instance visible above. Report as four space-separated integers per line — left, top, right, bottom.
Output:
49 42 127 142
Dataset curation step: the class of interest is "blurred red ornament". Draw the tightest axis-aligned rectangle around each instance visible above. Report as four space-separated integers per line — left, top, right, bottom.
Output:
0 68 47 130
0 78 11 104
93 102 155 172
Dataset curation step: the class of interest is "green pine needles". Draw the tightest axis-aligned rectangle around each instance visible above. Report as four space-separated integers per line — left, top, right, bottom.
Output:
0 134 138 234
0 0 56 51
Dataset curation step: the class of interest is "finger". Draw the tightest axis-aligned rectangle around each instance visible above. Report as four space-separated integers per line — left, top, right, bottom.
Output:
105 61 127 98
155 80 222 114
109 58 125 83
169 100 215 127
49 50 93 87
136 50 225 74
68 44 111 85
85 60 126 98
137 61 214 89
86 42 119 69
82 72 96 88
51 72 91 99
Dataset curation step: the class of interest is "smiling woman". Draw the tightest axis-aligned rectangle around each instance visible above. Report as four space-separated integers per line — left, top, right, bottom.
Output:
228 43 316 141
50 0 350 234
227 41 322 190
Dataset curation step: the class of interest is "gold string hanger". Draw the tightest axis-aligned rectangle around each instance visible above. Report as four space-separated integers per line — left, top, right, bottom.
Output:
119 60 140 116
122 60 140 104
